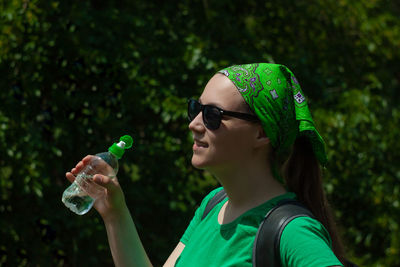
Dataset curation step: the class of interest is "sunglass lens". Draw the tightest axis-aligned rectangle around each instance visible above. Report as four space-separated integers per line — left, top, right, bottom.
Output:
188 100 201 121
203 106 221 130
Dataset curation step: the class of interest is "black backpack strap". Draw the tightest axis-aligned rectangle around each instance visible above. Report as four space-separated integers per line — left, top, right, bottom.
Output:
253 199 315 267
201 189 227 220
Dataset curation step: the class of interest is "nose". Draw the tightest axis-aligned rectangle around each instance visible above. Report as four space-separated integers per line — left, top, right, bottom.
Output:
188 112 205 133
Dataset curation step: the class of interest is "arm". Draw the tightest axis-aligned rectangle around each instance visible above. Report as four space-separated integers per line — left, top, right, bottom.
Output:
279 217 344 267
66 156 152 267
102 202 152 267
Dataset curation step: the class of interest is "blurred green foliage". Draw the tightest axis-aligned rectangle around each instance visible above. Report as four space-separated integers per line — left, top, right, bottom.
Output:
0 0 399 266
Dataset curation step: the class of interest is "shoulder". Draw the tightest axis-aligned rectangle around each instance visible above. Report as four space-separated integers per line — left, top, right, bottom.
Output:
283 216 332 245
197 186 224 210
279 217 343 267
179 187 224 245
203 187 225 202
189 186 225 219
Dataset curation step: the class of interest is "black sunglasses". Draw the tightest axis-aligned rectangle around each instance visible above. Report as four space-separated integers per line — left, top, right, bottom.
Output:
187 99 259 130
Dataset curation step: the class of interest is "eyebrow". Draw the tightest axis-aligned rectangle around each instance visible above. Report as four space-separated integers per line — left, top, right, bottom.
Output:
198 98 225 109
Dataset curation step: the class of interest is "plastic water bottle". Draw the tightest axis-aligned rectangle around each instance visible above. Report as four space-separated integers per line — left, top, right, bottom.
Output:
62 135 133 215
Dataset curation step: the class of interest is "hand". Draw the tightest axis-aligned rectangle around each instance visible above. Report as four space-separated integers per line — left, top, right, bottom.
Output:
66 155 128 220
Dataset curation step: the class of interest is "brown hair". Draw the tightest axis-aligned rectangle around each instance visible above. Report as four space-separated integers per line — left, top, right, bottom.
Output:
280 136 346 265
235 66 347 264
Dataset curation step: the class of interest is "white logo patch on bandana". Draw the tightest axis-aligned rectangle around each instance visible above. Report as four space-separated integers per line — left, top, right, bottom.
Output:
294 92 305 104
270 89 279 100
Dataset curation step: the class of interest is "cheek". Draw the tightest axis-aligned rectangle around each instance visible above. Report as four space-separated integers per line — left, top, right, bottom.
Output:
214 130 253 161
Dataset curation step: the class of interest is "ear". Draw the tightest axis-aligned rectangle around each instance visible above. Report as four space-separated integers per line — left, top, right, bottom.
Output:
254 125 270 148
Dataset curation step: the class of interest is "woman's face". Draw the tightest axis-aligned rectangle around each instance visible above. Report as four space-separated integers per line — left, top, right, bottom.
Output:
189 74 261 173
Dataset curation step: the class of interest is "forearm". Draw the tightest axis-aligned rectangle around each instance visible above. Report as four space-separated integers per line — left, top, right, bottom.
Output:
103 204 152 267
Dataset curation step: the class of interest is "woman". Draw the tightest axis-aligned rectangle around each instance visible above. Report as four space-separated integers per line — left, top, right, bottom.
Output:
66 63 345 266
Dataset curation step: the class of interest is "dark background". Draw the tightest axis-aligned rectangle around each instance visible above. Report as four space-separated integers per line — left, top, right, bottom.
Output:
1 0 399 266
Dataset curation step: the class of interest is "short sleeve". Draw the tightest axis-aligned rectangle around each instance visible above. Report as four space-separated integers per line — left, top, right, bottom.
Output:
279 217 344 267
180 187 224 245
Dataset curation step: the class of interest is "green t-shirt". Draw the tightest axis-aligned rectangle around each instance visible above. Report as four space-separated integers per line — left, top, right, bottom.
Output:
176 187 343 267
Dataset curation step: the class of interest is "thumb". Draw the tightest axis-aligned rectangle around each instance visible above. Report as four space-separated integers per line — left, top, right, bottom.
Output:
93 174 119 191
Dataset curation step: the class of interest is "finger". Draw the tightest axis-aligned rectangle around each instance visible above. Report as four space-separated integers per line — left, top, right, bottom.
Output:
82 155 93 164
70 162 82 176
72 155 94 174
74 161 84 172
71 167 77 175
65 172 75 183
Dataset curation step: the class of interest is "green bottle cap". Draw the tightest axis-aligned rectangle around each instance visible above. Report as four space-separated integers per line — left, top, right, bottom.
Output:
108 135 133 159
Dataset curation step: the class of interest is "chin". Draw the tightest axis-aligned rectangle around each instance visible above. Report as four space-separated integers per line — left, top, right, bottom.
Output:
191 156 209 170
191 160 205 170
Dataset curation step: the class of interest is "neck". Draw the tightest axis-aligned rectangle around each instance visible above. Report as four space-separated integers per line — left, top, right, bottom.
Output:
210 158 287 210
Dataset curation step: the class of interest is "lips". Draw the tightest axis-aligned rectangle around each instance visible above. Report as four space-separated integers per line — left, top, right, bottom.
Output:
194 139 208 148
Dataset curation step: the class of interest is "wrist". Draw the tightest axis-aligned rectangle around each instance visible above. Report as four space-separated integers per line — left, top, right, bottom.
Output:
101 202 131 223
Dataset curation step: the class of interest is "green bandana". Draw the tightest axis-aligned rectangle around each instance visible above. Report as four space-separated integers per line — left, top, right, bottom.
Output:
218 63 327 166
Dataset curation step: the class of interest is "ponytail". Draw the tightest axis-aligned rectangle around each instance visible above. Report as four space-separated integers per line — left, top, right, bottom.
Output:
281 136 346 264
